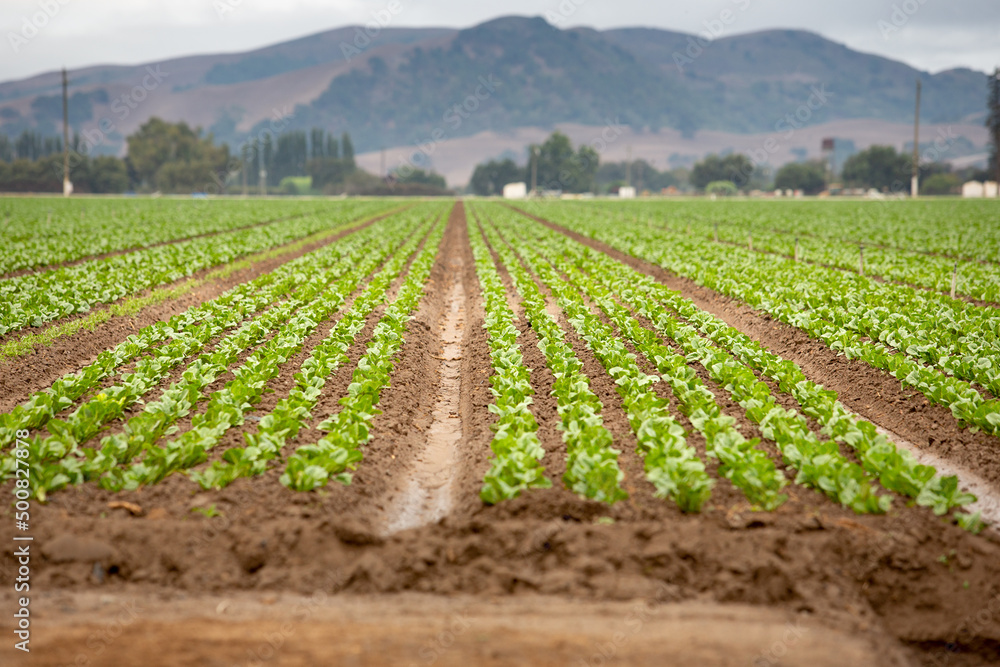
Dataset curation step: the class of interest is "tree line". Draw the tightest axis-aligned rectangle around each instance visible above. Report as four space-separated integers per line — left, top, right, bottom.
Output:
0 119 451 195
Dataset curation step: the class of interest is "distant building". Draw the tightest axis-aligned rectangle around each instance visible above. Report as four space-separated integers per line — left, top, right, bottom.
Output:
618 186 636 199
502 182 527 199
962 181 998 198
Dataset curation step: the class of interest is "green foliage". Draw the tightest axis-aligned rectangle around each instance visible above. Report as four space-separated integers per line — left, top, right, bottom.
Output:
705 180 737 196
529 132 598 193
518 199 989 527
841 145 910 191
126 117 229 192
921 172 960 195
595 160 682 193
393 168 446 188
469 158 524 196
691 154 754 190
774 161 827 194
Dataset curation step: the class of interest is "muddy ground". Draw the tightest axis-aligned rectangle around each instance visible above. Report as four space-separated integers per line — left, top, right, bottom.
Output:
2 202 999 667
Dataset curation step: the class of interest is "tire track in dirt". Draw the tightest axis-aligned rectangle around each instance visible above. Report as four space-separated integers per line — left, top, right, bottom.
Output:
517 207 1000 495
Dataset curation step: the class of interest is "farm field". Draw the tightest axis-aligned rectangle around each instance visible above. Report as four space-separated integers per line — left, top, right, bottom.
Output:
2 196 1000 666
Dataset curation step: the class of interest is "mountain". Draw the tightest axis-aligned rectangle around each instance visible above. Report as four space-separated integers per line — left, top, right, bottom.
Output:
0 16 990 173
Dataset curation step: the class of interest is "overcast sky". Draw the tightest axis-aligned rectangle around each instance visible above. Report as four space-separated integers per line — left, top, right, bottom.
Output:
2 0 998 81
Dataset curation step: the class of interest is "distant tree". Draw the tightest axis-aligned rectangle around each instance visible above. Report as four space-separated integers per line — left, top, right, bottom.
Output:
469 158 524 195
774 161 827 194
596 160 680 193
126 118 228 192
690 154 755 190
273 130 308 182
921 173 961 195
341 132 355 166
394 168 446 188
988 68 1000 188
87 156 129 193
310 128 325 159
705 180 737 196
326 135 340 160
307 157 354 190
840 145 910 191
528 131 598 193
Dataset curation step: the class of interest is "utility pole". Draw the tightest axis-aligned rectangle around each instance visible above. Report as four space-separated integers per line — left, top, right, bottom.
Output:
61 68 72 197
911 78 921 198
258 140 266 197
241 145 248 198
380 146 386 179
625 145 632 188
530 146 538 196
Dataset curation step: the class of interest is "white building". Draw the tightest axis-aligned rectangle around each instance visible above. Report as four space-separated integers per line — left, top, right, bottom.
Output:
618 186 636 199
502 182 527 199
962 181 999 198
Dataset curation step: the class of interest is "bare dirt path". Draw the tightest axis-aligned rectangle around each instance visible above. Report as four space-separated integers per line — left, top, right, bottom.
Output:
383 253 465 534
0 591 907 667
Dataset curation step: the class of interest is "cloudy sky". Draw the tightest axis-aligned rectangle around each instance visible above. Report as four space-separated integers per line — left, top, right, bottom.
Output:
2 0 998 81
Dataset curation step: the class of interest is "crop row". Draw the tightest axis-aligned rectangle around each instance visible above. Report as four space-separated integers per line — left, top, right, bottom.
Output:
525 203 1000 438
0 208 406 451
14 213 427 498
194 211 443 489
0 199 391 275
498 206 981 525
0 203 393 336
280 206 450 491
469 205 628 504
485 211 713 512
466 208 551 503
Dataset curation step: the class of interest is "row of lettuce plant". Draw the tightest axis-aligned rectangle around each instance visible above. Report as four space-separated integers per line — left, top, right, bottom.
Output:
16 212 430 498
191 212 444 489
502 205 980 529
470 206 627 503
524 205 1000 438
278 205 451 491
0 204 393 336
0 207 392 449
486 213 713 512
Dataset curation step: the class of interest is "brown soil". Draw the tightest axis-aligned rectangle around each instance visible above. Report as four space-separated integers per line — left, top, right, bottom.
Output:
3 202 1000 667
0 592 909 667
